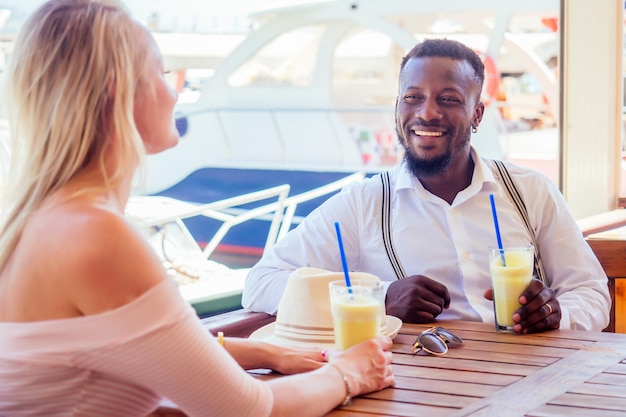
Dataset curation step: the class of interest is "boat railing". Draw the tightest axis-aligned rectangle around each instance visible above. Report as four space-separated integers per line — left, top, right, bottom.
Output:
129 170 367 257
198 186 292 258
275 171 366 242
126 173 367 317
126 183 291 260
125 184 292 317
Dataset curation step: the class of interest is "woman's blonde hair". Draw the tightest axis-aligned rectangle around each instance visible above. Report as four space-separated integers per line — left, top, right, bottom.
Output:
0 0 150 268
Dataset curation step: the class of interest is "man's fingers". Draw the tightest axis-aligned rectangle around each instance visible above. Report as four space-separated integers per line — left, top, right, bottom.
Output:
483 287 493 301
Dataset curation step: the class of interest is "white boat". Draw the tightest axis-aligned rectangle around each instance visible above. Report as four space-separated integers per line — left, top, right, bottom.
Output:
133 0 559 262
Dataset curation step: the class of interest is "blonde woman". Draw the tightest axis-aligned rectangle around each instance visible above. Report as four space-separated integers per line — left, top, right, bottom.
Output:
0 1 394 416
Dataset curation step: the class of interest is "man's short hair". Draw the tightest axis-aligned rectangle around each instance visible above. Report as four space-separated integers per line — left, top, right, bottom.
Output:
400 38 485 95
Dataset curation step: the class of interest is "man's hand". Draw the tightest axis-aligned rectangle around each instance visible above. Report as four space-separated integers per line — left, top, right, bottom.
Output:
513 279 561 333
385 275 450 323
484 280 561 334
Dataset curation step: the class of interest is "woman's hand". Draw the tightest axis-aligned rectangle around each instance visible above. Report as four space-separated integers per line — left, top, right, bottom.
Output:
328 336 395 397
224 337 327 374
270 345 327 374
264 336 394 416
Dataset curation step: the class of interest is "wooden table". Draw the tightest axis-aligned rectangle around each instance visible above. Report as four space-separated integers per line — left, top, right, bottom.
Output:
154 320 626 417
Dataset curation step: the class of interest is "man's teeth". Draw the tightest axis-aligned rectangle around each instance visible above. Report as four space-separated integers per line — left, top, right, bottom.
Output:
413 130 443 137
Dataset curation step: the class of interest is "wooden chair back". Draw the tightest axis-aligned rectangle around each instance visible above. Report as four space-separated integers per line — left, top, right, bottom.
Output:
587 238 626 333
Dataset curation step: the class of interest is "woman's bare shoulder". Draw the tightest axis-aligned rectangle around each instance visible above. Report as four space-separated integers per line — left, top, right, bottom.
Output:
18 198 168 317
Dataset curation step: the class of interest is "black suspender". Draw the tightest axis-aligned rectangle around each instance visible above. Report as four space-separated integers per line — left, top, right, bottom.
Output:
380 171 406 280
491 160 547 285
380 161 547 285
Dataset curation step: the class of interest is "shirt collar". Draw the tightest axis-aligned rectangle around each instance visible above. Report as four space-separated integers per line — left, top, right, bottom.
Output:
394 147 500 195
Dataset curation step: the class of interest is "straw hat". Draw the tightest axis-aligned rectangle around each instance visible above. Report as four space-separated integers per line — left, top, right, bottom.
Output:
249 267 402 348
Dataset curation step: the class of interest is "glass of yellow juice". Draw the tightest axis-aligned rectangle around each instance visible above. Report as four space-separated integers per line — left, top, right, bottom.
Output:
329 279 383 350
489 245 534 333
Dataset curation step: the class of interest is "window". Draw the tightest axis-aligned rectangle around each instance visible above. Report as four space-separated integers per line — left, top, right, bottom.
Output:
228 25 325 87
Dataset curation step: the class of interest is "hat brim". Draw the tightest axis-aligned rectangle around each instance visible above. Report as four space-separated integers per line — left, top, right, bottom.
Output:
249 315 403 349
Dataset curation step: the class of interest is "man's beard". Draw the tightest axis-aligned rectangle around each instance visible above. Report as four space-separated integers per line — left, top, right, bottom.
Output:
401 141 453 178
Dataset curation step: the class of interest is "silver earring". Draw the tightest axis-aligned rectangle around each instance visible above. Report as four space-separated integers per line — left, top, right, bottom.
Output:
471 126 477 134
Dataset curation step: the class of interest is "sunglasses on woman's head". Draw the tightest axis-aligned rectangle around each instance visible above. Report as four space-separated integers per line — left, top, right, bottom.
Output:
411 326 463 356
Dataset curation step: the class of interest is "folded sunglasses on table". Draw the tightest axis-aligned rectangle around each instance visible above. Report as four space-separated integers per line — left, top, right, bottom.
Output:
411 326 463 356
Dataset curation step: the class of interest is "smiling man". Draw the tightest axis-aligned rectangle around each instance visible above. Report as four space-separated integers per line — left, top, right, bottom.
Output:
242 38 610 334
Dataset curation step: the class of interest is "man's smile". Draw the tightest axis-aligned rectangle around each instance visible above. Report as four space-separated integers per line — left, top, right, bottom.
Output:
412 129 444 137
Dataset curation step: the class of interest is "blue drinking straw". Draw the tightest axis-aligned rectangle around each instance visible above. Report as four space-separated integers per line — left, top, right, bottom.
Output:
334 221 353 293
489 194 506 266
